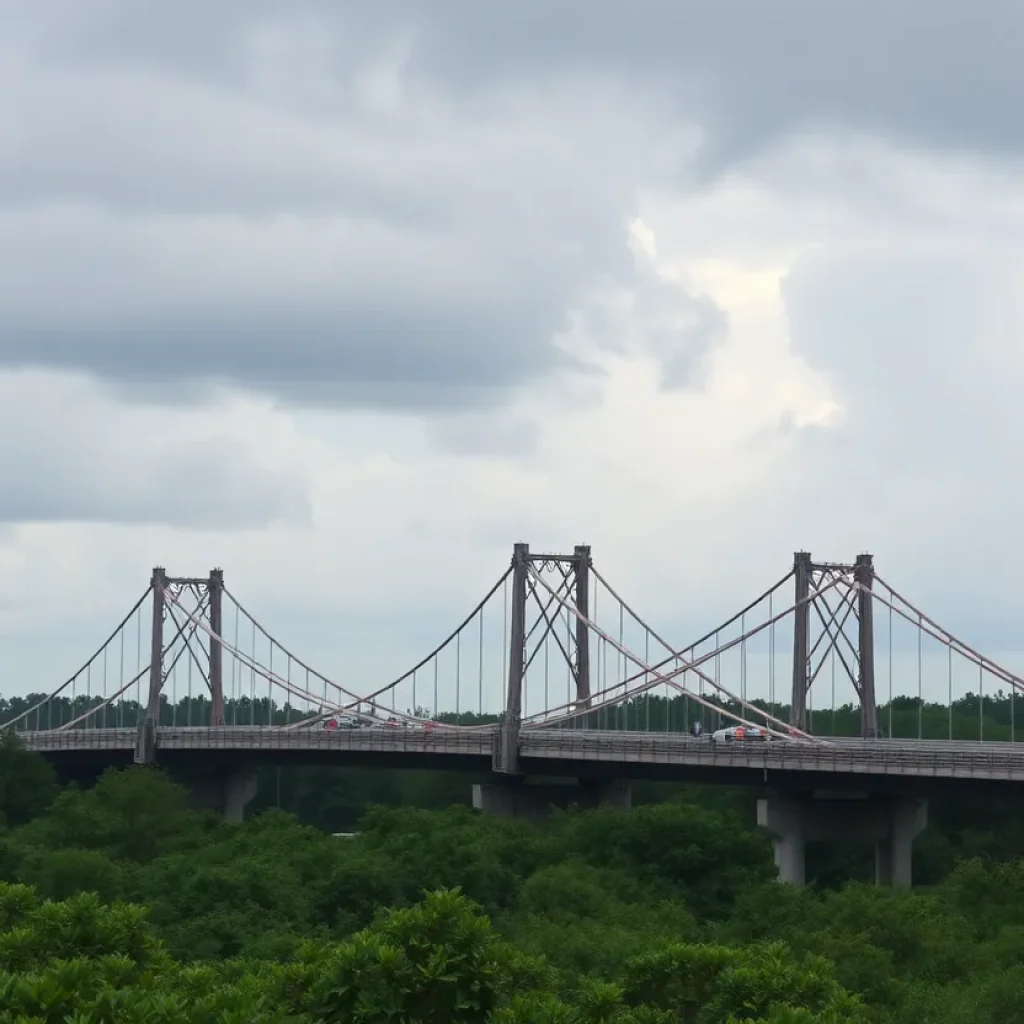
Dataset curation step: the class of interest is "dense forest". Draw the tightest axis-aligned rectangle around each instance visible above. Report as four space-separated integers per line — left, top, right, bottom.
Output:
2 697 1024 1021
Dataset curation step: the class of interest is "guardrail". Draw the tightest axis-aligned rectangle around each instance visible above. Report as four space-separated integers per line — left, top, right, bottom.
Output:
521 731 1024 781
16 727 1024 782
16 725 494 757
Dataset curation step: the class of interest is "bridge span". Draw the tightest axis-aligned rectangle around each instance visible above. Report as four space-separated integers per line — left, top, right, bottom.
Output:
21 724 1024 890
9 544 1024 891
20 726 1024 787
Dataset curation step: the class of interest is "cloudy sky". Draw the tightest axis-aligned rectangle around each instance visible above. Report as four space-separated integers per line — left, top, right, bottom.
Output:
2 1 1024 714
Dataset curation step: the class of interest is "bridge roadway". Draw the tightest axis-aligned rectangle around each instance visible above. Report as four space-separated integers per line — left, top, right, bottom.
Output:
18 726 1024 791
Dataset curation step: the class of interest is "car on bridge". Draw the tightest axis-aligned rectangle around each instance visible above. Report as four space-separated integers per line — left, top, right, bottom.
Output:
360 714 407 728
321 715 371 730
710 725 770 743
373 714 439 732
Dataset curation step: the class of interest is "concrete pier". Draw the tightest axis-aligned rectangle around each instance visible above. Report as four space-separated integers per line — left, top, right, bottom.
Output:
189 768 258 823
758 792 928 887
473 777 631 819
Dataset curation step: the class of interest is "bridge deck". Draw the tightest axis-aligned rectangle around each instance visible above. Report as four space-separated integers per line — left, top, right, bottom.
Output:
16 727 1024 783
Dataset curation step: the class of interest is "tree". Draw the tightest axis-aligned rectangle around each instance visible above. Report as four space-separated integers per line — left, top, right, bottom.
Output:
0 881 295 1022
550 803 776 918
12 767 215 864
292 889 505 1023
0 733 57 829
619 941 867 1024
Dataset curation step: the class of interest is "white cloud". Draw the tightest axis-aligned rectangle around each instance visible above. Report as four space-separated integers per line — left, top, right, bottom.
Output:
640 134 1024 642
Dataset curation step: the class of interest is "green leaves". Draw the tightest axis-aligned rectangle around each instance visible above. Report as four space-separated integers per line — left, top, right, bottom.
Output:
618 941 868 1024
0 733 57 831
300 890 503 1024
0 883 295 1023
545 803 776 919
0 889 164 975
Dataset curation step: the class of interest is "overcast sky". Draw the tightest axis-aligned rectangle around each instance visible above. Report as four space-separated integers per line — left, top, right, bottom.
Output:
2 1 1024 714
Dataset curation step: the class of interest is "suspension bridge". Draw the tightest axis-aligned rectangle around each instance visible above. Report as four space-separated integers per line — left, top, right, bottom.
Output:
3 544 1024 887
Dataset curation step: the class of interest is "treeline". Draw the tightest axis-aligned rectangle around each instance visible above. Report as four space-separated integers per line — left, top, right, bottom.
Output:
0 692 501 730
0 736 1022 1021
2 688 1019 740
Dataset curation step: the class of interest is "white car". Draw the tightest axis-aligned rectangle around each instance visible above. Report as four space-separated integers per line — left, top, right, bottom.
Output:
711 725 770 743
321 714 370 730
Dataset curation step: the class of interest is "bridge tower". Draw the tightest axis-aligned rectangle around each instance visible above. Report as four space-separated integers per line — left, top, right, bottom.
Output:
791 551 878 739
495 542 593 775
854 554 879 740
791 552 812 733
135 567 227 764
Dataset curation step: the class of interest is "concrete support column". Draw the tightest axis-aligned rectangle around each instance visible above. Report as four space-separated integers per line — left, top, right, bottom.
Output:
190 768 258 823
582 777 631 811
757 793 806 885
875 798 928 888
473 783 545 819
223 770 258 824
473 778 632 820
757 792 928 888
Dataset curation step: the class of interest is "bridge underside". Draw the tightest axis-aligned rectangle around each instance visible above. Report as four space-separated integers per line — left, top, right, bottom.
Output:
758 792 928 887
42 746 1022 810
473 777 631 819
22 726 1024 883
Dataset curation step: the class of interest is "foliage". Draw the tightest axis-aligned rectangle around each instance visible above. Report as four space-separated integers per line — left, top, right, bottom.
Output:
0 729 1021 1021
0 880 865 1024
0 733 57 830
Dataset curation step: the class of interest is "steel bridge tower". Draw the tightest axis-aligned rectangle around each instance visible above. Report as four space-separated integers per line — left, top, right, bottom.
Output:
136 567 225 764
497 543 593 774
791 552 878 739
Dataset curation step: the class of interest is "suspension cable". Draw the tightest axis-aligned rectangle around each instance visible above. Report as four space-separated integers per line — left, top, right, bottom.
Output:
527 565 827 743
1 586 153 730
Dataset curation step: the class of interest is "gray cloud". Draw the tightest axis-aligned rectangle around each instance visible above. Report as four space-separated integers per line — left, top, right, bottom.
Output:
0 7 672 417
0 372 309 526
1 0 1020 425
43 2 1023 164
7 1 1024 706
357 1 1024 170
0 199 610 411
572 245 727 391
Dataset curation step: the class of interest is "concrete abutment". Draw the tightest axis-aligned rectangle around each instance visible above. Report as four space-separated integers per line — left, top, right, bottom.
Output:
757 792 928 888
473 777 631 819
